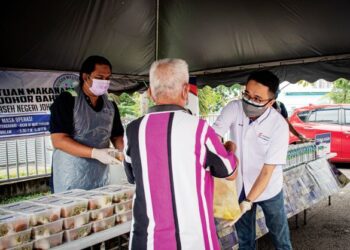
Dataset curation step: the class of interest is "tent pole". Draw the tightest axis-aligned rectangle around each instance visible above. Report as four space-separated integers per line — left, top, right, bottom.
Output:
155 0 160 61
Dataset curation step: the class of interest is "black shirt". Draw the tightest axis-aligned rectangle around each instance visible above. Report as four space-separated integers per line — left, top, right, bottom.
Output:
273 101 288 119
49 91 124 138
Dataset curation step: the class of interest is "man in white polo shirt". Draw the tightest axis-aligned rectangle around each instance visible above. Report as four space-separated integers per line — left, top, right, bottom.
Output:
213 70 292 250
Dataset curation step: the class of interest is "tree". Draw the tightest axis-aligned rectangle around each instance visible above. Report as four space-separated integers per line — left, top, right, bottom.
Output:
297 80 313 87
327 78 350 104
198 84 242 116
113 83 243 119
111 92 142 118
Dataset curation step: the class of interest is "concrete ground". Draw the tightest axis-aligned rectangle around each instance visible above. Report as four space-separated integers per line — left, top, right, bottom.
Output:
258 165 350 250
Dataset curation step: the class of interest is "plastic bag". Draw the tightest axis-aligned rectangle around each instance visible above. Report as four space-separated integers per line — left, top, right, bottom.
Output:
213 178 241 222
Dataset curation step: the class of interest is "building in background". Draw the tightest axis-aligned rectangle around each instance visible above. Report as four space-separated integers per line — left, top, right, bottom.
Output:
279 79 332 116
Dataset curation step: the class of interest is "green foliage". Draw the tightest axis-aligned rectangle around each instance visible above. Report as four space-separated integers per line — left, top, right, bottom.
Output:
0 192 50 205
327 78 350 104
198 84 241 116
297 80 314 87
198 86 220 116
114 92 142 118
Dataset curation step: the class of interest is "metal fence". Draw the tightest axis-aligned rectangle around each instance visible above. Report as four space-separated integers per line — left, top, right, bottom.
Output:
0 136 52 183
201 114 219 126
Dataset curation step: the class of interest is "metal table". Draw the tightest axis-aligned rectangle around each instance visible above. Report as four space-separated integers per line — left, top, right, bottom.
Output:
52 221 131 250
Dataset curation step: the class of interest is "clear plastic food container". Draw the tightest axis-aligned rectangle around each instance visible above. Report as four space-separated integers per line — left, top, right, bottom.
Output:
90 206 114 221
32 196 88 218
0 202 60 227
31 219 63 240
0 212 29 237
115 211 132 225
55 189 85 196
33 231 63 249
93 185 134 204
63 212 90 230
114 200 132 214
91 216 115 233
61 191 112 210
121 183 136 190
64 223 92 242
93 185 124 193
7 241 33 250
0 228 31 250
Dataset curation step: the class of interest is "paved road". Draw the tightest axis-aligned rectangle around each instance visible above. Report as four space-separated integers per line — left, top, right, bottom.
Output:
258 166 350 250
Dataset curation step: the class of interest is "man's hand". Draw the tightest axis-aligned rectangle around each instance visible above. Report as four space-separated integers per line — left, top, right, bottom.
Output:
224 141 236 153
224 140 239 180
239 200 252 215
298 134 310 142
91 148 122 165
224 140 239 167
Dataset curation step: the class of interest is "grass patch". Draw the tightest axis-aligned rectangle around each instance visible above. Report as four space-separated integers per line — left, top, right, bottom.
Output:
0 192 51 205
0 166 51 180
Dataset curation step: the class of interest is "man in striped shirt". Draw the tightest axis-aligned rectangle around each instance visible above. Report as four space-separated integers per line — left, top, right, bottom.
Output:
123 58 238 250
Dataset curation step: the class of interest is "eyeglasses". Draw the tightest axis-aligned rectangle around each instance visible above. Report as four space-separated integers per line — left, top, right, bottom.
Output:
241 91 273 106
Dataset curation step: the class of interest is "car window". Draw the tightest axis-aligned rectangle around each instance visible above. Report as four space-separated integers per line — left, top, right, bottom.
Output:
345 109 350 125
308 111 316 122
297 111 309 122
314 109 339 124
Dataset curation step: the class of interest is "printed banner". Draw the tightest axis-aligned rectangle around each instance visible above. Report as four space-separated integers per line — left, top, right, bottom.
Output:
0 70 79 139
315 133 331 158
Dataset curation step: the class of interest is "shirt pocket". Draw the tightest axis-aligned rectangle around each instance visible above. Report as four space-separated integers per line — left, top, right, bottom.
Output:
256 131 271 144
255 131 270 157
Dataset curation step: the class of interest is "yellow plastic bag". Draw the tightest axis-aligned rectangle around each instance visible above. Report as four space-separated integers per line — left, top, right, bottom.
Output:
213 178 241 222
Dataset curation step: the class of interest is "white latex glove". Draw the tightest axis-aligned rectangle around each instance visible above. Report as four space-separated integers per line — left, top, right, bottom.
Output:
222 214 243 228
239 200 253 215
222 200 253 228
91 148 121 165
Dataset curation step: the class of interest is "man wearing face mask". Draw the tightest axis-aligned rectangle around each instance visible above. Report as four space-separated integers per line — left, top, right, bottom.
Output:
49 55 124 193
123 58 238 249
213 70 292 250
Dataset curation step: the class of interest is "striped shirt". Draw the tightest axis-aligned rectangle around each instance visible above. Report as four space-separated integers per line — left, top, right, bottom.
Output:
123 104 237 250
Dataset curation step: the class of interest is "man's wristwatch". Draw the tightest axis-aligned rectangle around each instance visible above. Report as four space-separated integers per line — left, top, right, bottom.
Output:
244 198 252 204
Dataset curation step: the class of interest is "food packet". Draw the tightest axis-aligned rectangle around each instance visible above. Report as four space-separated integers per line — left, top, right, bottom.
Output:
108 149 124 165
213 178 241 223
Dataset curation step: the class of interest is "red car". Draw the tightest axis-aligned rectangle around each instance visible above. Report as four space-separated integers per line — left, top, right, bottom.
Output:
289 104 350 163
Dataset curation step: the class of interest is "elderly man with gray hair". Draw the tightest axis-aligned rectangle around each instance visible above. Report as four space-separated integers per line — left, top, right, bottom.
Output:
123 58 238 250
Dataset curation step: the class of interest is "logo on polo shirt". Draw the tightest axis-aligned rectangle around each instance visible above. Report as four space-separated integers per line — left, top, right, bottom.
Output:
258 132 270 141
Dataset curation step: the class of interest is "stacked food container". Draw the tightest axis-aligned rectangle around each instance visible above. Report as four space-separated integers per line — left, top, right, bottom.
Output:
93 185 134 226
0 185 135 250
0 201 62 250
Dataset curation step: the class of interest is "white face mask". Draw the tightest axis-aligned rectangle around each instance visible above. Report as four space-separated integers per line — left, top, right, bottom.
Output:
89 79 110 96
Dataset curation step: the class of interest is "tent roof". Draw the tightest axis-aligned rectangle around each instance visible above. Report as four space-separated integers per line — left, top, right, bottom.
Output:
1 0 350 91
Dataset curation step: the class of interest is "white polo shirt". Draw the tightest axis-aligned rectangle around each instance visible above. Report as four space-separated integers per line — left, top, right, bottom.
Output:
213 100 289 202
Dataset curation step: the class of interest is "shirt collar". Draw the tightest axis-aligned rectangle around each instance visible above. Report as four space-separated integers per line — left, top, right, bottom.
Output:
256 107 272 124
147 104 187 114
82 90 103 111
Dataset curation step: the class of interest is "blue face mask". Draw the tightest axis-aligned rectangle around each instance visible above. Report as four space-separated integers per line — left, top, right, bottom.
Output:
241 96 270 118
